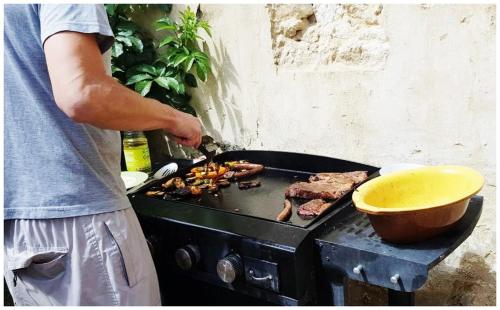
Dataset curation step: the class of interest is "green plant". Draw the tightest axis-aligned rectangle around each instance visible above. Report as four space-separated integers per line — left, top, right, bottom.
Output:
105 4 211 115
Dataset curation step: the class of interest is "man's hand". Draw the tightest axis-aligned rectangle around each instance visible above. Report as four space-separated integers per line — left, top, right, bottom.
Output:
169 111 202 148
43 31 202 149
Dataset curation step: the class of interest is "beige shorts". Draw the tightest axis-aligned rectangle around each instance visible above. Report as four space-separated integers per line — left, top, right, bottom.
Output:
4 207 161 306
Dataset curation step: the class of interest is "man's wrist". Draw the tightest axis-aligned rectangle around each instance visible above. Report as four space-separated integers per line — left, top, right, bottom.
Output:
158 102 179 132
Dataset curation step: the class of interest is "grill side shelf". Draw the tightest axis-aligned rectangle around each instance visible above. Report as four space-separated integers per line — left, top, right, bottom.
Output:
315 196 483 291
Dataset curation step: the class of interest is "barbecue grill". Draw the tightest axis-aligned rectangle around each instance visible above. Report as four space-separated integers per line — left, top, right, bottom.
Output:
129 150 482 306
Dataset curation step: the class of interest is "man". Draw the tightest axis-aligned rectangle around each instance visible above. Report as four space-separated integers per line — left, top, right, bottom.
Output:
4 4 202 306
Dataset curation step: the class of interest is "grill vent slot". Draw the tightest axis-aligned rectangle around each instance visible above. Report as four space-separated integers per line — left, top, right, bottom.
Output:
335 213 378 238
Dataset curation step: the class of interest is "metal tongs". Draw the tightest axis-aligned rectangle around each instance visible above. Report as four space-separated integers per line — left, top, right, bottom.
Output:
197 135 220 164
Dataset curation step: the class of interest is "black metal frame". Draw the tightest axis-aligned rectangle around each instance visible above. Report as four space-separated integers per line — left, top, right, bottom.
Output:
315 196 483 306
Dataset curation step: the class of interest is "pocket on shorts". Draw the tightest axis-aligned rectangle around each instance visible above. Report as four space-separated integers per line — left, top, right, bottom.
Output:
103 222 138 287
9 248 68 280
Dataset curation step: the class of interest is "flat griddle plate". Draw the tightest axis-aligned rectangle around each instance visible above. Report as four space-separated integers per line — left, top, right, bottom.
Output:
139 151 379 228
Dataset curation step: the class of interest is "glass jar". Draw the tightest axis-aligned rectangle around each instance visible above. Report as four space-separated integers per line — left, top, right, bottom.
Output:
123 131 152 173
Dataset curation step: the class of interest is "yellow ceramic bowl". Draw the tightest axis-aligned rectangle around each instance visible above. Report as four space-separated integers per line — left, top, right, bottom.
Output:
352 165 484 243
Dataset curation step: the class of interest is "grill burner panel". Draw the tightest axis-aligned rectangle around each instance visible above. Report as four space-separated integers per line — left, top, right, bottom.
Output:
138 150 379 228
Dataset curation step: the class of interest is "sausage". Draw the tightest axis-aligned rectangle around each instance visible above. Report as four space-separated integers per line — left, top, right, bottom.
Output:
276 199 292 222
233 163 264 179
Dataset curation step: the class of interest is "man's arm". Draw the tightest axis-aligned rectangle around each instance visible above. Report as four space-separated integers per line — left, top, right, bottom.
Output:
44 31 201 148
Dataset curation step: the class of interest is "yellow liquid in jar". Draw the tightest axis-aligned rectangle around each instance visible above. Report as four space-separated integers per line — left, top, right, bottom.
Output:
123 136 152 173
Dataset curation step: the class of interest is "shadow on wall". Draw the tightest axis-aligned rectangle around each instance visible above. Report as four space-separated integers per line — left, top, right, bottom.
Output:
346 252 496 306
164 37 243 157
191 37 243 147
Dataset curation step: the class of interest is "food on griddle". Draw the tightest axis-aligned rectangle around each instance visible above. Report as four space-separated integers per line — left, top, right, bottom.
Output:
172 187 191 196
173 177 186 189
286 181 353 200
286 171 368 200
217 179 231 188
232 163 264 180
296 199 332 218
238 181 261 190
208 183 219 193
308 171 368 184
154 160 264 199
162 178 175 189
146 190 165 197
276 199 292 222
190 186 203 196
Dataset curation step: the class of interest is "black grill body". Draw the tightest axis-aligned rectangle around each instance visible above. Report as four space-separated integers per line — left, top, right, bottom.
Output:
130 151 482 306
131 150 378 305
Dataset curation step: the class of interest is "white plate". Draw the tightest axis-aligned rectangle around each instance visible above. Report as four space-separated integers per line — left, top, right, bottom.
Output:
379 163 425 176
120 171 149 189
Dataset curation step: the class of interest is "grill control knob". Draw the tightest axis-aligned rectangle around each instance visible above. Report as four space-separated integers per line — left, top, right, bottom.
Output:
353 264 364 275
217 254 243 284
390 273 400 284
175 245 200 271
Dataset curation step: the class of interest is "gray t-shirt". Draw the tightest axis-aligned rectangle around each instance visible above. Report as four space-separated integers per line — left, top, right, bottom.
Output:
4 4 131 219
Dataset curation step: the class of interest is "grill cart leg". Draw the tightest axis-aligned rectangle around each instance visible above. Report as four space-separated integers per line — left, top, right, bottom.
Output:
388 289 415 306
330 278 346 306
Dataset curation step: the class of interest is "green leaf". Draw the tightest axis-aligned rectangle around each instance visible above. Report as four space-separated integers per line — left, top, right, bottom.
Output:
126 73 152 85
155 17 173 27
198 20 212 37
135 80 153 96
185 56 196 72
158 36 177 48
154 63 166 76
177 83 185 94
133 64 156 75
173 54 190 67
155 17 176 32
196 63 208 82
155 77 180 92
192 51 209 61
185 73 197 87
117 29 133 36
157 48 180 66
129 36 143 53
112 42 123 57
116 36 132 47
156 24 177 31
111 66 124 74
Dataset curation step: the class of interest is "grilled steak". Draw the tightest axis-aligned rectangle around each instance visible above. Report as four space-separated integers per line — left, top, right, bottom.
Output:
297 199 332 218
286 171 368 200
286 181 353 200
308 171 368 184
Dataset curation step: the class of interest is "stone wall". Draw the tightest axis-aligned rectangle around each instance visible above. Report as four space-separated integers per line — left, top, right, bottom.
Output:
144 4 496 305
